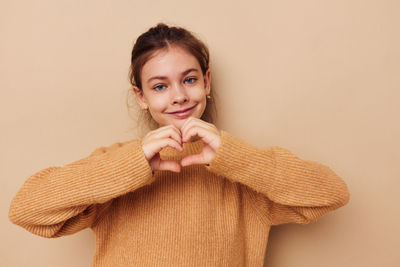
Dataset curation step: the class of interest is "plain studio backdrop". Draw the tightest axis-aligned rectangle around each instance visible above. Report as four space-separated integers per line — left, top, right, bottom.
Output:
1 0 399 266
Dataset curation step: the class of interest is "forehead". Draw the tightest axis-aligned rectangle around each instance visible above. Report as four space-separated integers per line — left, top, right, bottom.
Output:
141 46 201 79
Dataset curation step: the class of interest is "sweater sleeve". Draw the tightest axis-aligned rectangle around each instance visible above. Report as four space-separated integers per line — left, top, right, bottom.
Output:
206 131 350 226
8 139 154 238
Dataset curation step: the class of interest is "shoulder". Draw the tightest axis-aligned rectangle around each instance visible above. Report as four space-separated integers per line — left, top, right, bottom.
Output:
89 139 140 156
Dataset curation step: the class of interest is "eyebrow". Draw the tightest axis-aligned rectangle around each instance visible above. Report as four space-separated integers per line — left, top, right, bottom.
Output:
147 68 199 83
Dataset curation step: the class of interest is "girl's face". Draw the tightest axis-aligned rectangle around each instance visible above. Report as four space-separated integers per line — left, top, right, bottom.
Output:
134 45 211 129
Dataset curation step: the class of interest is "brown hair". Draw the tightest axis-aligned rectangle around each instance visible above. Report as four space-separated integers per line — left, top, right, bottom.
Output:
127 23 216 130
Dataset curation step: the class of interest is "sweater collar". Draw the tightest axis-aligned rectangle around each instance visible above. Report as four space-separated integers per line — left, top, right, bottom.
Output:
159 139 204 160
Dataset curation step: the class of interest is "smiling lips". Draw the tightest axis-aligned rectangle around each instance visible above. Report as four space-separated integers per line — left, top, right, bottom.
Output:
168 105 196 119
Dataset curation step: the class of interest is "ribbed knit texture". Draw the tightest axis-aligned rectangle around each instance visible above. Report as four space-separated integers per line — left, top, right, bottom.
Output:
9 130 349 266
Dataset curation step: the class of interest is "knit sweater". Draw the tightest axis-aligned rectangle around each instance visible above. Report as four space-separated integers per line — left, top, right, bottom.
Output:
9 130 350 267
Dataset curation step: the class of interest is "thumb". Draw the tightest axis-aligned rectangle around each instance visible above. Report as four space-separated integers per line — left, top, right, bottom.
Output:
157 160 182 173
181 153 206 167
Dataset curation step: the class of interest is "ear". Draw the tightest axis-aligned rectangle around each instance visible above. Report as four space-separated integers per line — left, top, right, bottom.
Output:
203 69 211 95
132 86 148 110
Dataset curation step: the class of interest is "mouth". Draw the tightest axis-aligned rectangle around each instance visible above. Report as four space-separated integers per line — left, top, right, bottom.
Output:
167 105 197 119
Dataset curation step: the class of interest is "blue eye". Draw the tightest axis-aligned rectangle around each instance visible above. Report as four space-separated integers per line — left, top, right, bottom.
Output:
154 84 166 91
184 77 197 84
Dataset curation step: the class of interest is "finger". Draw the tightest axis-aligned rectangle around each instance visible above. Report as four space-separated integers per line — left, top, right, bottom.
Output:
182 117 215 132
157 160 181 172
158 127 182 145
181 153 207 167
181 117 203 137
149 125 182 144
143 138 183 160
181 125 200 143
181 122 206 143
181 119 217 143
182 126 219 149
180 116 194 133
155 138 183 153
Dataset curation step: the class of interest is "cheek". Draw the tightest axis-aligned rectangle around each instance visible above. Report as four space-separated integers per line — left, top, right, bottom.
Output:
192 89 207 114
190 88 207 101
147 96 169 112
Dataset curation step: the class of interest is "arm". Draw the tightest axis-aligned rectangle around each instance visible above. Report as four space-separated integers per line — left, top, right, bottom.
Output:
8 140 154 237
206 131 350 226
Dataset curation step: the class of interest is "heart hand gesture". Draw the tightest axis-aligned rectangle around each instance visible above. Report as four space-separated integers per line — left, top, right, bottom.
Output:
141 117 221 172
180 117 221 167
141 125 184 173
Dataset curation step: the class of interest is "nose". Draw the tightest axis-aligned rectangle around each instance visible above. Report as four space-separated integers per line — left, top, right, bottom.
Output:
171 83 188 105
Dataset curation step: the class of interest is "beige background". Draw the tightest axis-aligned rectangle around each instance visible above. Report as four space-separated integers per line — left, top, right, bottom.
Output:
1 0 399 266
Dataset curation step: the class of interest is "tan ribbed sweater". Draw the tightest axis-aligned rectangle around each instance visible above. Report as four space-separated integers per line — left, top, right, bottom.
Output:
9 131 349 266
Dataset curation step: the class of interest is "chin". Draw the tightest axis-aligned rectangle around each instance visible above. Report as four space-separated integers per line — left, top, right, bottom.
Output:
171 119 187 129
158 119 183 129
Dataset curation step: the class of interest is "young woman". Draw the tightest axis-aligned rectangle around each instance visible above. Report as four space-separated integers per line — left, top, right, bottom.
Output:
9 23 350 266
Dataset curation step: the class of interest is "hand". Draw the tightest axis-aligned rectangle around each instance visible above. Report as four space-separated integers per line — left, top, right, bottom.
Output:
180 117 221 167
141 125 183 172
